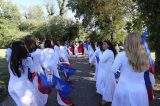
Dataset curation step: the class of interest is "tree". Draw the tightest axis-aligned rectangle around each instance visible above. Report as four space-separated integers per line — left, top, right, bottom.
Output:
67 0 126 43
0 0 26 48
57 0 67 16
19 19 45 32
0 18 28 48
44 0 68 16
135 0 160 73
24 5 44 19
33 16 79 42
45 0 54 16
0 0 21 23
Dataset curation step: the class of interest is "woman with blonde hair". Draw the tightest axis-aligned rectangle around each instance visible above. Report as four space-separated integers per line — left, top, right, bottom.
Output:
112 32 149 106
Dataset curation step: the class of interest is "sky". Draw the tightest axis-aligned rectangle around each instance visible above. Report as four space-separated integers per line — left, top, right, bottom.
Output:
8 0 76 20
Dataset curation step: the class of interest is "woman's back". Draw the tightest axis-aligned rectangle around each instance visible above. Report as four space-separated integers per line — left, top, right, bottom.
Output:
114 52 145 85
8 57 41 106
112 51 148 106
31 49 45 74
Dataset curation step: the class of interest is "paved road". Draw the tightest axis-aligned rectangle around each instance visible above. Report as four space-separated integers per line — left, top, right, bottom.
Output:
0 56 159 106
0 56 99 106
46 56 99 106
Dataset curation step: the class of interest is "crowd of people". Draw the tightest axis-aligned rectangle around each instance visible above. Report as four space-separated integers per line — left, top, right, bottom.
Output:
5 32 155 106
6 35 76 106
87 32 155 106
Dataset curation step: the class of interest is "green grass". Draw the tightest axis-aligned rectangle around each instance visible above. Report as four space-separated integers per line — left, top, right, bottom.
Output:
151 52 155 61
0 49 9 101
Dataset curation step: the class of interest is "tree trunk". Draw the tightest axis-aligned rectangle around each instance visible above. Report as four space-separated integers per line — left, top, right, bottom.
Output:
57 0 66 16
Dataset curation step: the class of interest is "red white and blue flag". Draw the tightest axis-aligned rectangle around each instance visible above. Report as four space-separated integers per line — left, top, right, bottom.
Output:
53 75 75 106
142 31 155 100
59 62 76 81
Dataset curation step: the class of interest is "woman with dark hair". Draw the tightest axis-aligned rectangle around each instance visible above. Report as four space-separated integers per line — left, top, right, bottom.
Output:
50 38 55 49
106 40 117 57
24 35 40 52
24 35 48 105
8 41 41 106
96 40 116 106
44 39 51 48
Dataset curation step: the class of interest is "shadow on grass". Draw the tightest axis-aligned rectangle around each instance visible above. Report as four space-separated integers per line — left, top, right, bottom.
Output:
0 56 9 102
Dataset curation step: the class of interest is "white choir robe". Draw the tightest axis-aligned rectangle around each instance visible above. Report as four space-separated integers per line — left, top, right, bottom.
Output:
54 45 61 65
112 52 149 106
8 57 43 106
74 45 79 56
30 49 48 105
42 48 60 78
88 45 95 63
59 45 70 63
96 49 116 102
89 47 100 81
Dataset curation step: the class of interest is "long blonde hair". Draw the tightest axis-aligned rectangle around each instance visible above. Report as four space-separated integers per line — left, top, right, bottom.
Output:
124 32 149 72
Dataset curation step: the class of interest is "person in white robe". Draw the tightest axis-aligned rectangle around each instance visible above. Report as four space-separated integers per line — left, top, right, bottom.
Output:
24 35 48 105
89 42 102 81
112 32 149 106
96 41 116 105
7 41 41 106
74 43 79 57
88 41 95 64
42 39 60 78
54 43 61 65
59 42 70 63
83 41 89 56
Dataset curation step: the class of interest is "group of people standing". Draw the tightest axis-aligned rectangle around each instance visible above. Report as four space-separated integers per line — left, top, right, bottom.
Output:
6 35 72 106
5 32 155 106
88 32 155 106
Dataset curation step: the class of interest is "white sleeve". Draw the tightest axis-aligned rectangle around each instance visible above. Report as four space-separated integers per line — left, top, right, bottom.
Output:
39 50 45 66
89 50 98 63
100 51 112 63
24 57 35 73
112 53 122 73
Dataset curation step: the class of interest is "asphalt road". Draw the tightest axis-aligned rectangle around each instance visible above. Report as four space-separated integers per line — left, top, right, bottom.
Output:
0 56 159 106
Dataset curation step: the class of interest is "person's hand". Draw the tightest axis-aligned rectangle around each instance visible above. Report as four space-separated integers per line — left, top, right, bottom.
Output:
48 70 52 75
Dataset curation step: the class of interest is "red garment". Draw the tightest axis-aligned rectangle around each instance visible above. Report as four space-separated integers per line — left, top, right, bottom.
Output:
70 45 74 54
78 44 84 53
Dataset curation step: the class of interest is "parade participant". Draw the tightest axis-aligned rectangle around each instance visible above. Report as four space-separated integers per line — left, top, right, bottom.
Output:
96 40 116 105
112 32 149 106
8 41 41 106
89 42 102 81
24 35 48 105
88 41 96 65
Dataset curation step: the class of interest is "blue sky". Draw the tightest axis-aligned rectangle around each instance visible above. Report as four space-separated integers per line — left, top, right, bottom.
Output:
8 0 75 20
